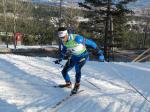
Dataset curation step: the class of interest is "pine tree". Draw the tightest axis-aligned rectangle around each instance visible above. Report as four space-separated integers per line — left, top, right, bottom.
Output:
79 0 137 61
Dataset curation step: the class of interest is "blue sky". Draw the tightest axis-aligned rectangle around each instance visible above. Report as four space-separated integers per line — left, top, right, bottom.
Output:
128 0 150 9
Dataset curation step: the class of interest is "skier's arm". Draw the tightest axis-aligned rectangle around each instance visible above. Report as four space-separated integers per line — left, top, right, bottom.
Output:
75 35 104 57
84 38 98 50
60 45 67 60
54 45 67 64
84 37 104 61
75 35 99 50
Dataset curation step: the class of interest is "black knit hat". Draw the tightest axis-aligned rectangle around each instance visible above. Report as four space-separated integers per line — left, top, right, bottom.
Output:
58 27 67 32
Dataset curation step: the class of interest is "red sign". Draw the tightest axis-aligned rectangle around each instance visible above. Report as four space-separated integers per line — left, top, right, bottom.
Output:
15 32 22 41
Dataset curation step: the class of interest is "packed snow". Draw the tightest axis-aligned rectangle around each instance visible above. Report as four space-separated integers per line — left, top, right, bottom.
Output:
0 54 150 112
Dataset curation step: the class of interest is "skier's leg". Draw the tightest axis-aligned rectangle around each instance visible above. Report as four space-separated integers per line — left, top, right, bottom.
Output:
71 56 88 94
61 58 75 83
75 60 86 83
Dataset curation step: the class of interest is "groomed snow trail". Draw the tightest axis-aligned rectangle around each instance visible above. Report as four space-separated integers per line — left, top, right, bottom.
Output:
0 54 150 112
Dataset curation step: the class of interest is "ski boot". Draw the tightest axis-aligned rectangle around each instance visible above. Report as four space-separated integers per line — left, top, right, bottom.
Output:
71 83 80 95
58 81 72 88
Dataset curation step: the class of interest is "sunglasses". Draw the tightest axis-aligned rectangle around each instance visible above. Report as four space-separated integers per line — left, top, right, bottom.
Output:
60 36 65 39
60 36 65 41
60 35 68 41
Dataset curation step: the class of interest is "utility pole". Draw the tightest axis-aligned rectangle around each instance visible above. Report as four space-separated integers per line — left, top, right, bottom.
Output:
13 0 17 50
58 0 63 57
59 0 62 27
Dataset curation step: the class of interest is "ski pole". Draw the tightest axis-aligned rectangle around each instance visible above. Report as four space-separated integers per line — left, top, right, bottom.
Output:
59 63 64 68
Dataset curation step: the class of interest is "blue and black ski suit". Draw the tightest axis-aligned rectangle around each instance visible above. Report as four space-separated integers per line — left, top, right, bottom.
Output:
61 34 99 83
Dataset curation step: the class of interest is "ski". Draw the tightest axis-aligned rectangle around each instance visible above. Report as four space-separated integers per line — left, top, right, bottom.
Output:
53 85 72 88
53 85 63 88
52 90 84 108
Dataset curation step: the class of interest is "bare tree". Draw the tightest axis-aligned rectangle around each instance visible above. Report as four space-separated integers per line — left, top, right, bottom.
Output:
11 0 33 49
2 0 8 47
61 1 84 32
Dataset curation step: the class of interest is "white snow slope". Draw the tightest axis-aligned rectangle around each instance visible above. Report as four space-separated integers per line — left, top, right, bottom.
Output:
0 54 150 112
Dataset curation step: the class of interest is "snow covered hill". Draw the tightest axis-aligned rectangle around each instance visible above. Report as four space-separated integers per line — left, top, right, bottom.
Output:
0 54 150 112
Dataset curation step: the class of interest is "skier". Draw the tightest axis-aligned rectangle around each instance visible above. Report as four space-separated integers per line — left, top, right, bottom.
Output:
54 27 103 94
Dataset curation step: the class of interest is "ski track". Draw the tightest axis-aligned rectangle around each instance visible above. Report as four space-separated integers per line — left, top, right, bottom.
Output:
0 54 150 112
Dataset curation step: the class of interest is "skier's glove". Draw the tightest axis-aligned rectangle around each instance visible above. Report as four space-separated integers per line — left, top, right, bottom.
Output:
54 59 62 64
94 48 105 61
99 54 104 61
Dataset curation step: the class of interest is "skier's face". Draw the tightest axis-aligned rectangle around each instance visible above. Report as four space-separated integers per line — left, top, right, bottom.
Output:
60 35 68 42
58 30 68 42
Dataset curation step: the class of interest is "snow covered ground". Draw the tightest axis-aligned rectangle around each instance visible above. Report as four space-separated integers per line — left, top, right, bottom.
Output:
0 54 150 112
